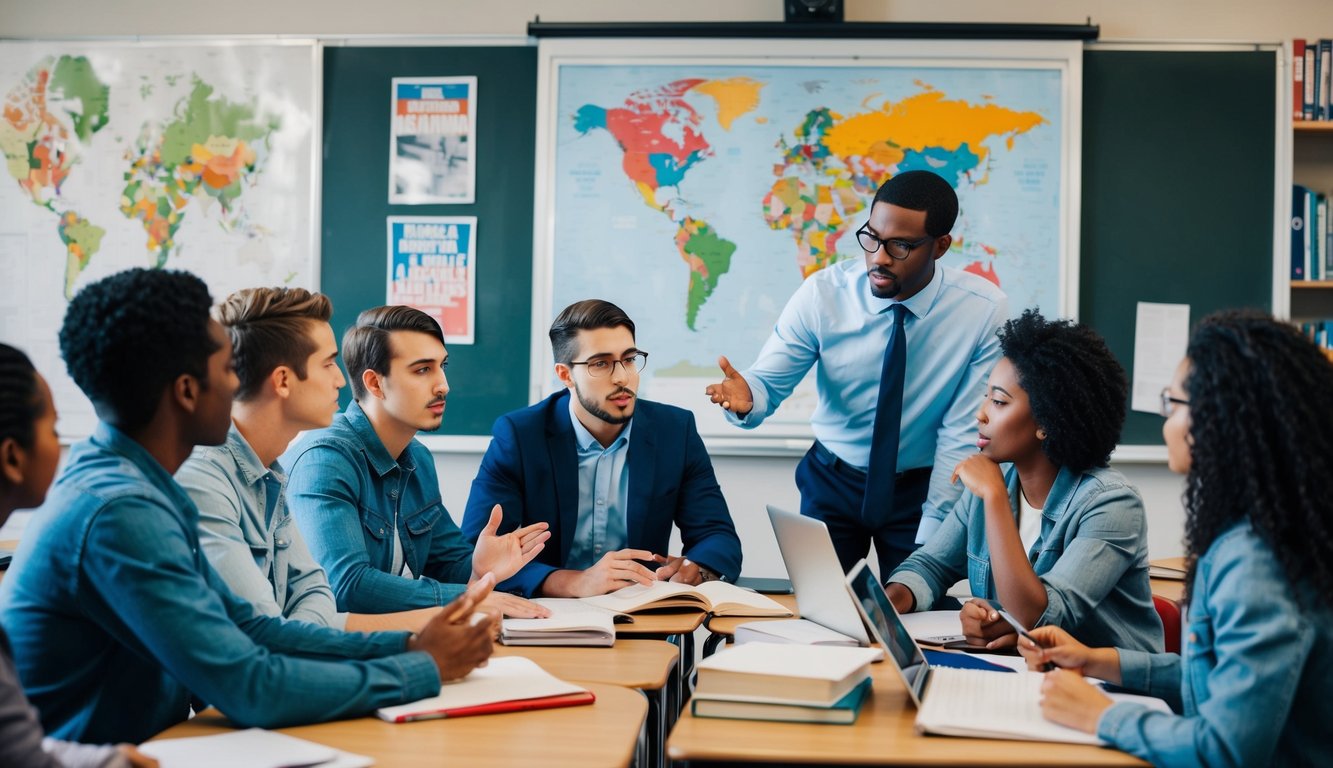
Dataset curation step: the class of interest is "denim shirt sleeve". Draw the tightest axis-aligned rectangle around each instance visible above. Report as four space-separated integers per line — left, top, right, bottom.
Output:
80 495 441 729
1097 531 1315 768
916 297 1006 543
1034 481 1146 633
180 457 341 628
286 442 463 613
887 490 973 611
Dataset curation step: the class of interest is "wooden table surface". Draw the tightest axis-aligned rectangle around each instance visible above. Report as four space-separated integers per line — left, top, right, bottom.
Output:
150 682 647 768
496 639 678 690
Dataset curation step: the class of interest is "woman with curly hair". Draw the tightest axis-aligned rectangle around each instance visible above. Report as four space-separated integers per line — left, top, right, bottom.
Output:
1019 310 1333 766
886 309 1161 652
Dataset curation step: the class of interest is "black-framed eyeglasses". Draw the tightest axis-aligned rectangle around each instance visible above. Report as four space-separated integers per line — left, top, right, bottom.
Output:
1159 388 1189 419
567 351 649 378
855 223 933 261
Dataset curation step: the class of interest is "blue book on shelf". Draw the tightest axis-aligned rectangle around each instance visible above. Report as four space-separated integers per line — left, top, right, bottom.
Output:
1293 185 1310 280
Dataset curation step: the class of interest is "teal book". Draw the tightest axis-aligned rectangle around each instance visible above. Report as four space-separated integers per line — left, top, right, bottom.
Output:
690 676 872 725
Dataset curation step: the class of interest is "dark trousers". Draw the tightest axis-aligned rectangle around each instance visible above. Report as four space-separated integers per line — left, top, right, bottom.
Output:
795 442 932 577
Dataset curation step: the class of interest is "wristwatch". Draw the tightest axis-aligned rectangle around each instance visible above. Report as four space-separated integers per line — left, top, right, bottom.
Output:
698 565 721 582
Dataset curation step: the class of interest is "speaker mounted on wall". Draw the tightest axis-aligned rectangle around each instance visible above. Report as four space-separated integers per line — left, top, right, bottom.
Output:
784 0 844 23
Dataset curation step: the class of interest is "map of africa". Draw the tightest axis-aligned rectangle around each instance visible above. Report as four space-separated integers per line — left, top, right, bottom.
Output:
549 61 1068 441
0 43 316 438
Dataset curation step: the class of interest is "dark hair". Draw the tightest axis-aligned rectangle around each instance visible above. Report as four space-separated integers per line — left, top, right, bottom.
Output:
998 309 1127 473
342 305 445 401
217 287 333 401
548 300 636 364
0 343 42 450
1181 310 1333 605
872 170 959 237
59 268 217 432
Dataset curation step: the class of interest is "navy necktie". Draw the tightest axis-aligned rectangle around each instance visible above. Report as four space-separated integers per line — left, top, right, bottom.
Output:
862 303 908 524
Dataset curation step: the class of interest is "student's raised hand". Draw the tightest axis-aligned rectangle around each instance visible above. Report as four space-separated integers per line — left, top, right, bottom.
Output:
704 355 754 416
653 555 702 585
959 598 1018 649
482 591 552 618
118 745 160 768
471 505 551 583
950 454 1007 502
1038 668 1114 734
574 548 658 596
412 574 496 681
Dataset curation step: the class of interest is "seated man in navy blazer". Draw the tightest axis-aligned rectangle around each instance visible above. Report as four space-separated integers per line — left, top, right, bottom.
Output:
462 299 742 597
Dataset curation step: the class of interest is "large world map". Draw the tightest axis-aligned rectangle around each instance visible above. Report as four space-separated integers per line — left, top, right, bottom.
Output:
0 43 315 438
549 62 1066 441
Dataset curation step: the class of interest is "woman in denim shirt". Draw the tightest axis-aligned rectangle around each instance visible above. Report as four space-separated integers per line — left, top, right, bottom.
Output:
887 310 1162 652
1021 311 1333 767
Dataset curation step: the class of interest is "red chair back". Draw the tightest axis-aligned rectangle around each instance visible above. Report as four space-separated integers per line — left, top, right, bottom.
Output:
1153 594 1182 654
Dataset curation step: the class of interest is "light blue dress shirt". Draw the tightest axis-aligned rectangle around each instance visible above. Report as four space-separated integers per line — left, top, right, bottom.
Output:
1097 522 1333 767
178 424 344 628
732 260 1008 541
566 397 632 570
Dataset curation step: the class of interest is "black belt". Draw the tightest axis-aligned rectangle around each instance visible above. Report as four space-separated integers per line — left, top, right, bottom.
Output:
812 440 932 484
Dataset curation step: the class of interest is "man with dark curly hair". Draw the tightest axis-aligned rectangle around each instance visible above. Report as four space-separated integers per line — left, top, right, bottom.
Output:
884 309 1162 653
707 170 1008 576
0 268 497 745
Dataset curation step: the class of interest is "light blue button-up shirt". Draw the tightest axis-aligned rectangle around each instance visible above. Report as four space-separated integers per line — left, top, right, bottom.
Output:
178 424 344 628
732 260 1008 541
566 397 632 570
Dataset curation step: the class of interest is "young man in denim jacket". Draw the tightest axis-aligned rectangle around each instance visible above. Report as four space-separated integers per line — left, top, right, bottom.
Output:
285 305 551 615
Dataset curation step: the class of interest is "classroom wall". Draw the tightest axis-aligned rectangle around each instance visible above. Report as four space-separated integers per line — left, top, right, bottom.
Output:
9 0 1319 570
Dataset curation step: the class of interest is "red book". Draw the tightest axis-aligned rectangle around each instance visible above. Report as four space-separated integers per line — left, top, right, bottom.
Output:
1295 39 1306 121
377 690 595 723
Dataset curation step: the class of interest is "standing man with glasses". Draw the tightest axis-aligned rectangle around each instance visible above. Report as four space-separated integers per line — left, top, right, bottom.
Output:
462 299 742 597
707 170 1008 576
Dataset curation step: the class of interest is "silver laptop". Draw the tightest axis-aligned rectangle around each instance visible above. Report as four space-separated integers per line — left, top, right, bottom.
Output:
765 505 870 645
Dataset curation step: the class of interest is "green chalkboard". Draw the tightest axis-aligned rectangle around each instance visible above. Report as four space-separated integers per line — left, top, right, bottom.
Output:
321 45 536 436
1080 49 1276 446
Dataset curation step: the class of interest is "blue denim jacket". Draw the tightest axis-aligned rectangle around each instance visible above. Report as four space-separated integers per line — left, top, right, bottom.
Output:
0 423 439 745
285 401 472 613
1099 522 1333 767
889 464 1162 652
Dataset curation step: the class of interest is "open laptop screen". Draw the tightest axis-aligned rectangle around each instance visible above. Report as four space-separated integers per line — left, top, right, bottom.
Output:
846 560 930 706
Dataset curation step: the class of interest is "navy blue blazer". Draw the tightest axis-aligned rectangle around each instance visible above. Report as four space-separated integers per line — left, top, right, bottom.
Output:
461 391 742 596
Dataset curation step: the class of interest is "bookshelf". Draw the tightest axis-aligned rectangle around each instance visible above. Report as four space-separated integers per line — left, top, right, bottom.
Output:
1291 121 1333 325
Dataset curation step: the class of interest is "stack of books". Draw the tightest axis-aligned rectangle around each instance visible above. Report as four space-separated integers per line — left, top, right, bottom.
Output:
689 642 882 724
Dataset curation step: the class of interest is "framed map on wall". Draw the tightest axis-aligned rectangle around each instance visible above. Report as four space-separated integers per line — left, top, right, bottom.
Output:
531 38 1081 453
0 40 319 439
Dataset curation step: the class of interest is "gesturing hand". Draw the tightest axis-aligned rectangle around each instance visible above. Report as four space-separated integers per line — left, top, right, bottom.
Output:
411 574 497 681
704 356 754 416
471 504 551 583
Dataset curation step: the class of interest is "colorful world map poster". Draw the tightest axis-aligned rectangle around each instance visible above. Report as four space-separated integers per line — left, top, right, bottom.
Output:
0 41 318 439
535 40 1080 448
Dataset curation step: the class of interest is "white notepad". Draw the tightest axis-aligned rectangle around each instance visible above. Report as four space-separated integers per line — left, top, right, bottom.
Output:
141 728 372 768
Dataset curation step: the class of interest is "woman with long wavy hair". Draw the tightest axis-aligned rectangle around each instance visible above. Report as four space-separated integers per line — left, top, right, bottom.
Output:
1017 310 1333 766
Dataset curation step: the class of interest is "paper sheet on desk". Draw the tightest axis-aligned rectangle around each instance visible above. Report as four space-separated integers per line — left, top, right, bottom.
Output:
898 610 964 639
141 728 372 768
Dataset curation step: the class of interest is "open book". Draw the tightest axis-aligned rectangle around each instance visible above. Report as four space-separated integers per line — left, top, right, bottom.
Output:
141 728 371 768
501 599 616 646
376 656 594 723
582 580 793 617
